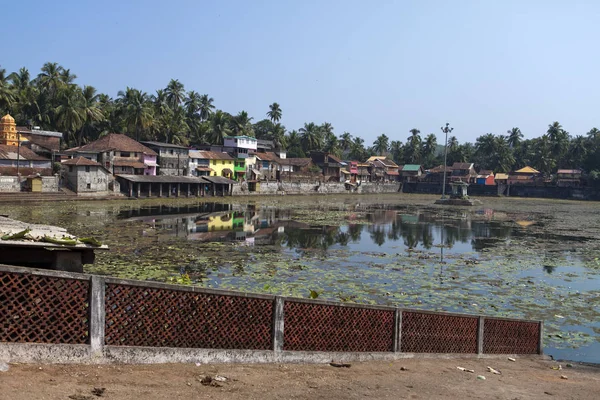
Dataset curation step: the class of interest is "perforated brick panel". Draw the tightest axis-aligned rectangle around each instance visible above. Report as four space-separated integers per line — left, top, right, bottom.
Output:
105 284 273 349
283 301 394 352
0 272 89 344
400 311 478 353
483 318 540 354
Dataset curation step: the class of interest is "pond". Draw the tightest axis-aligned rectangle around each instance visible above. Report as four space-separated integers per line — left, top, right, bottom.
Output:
3 195 600 363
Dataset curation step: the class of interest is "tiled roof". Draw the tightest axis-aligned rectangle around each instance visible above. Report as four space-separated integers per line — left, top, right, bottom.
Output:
495 173 509 180
428 165 453 173
62 156 101 166
451 162 474 170
327 153 343 163
113 158 146 169
197 150 234 160
66 134 157 156
366 156 387 162
282 158 312 167
514 166 540 174
478 169 493 175
0 144 50 161
255 152 282 163
140 141 189 149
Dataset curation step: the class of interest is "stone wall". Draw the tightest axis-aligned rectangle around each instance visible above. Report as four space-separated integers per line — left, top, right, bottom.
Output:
0 176 20 192
41 176 59 192
232 181 400 196
64 167 111 194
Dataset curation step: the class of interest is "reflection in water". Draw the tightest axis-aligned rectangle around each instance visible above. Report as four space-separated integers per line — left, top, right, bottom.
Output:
120 204 515 253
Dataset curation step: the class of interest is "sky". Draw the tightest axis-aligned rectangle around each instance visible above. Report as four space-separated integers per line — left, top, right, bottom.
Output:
3 0 600 145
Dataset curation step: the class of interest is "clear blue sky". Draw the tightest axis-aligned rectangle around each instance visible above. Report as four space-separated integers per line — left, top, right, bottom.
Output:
3 0 600 145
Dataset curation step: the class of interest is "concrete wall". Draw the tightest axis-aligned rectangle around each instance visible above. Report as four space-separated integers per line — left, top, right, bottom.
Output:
41 176 59 192
0 265 543 365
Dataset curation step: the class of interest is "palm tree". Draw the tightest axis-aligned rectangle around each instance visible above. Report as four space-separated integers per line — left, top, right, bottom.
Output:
406 128 422 163
339 132 353 151
54 84 84 146
423 134 437 165
586 127 600 140
199 94 215 121
165 79 185 109
0 67 15 113
60 68 77 84
269 123 287 151
117 87 154 141
208 110 231 144
267 102 282 123
36 62 64 96
390 140 403 164
372 134 389 155
299 122 323 151
77 85 105 146
230 110 254 137
507 127 523 148
349 137 366 161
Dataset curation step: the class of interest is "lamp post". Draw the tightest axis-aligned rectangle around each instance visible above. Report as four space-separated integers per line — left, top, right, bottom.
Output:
440 123 453 199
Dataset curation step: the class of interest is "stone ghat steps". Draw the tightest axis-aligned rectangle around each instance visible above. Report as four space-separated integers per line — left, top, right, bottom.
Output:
0 190 77 202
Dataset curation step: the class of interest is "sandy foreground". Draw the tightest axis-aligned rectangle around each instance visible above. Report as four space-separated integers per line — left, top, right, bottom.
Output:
1 357 599 400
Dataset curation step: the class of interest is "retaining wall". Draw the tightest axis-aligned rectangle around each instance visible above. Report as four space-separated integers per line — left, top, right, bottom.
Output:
0 264 543 365
232 182 400 196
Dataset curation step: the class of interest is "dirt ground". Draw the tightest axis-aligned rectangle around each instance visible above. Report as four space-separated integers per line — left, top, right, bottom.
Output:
1 357 599 400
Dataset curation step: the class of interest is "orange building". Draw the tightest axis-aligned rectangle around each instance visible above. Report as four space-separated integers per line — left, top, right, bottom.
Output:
0 114 26 146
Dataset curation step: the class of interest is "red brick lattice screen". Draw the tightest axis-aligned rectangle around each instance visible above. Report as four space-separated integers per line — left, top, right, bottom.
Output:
483 318 540 354
400 311 478 353
282 301 395 352
0 271 89 344
104 283 274 349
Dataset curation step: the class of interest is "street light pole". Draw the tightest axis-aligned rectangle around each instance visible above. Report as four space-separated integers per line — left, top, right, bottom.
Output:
440 123 453 199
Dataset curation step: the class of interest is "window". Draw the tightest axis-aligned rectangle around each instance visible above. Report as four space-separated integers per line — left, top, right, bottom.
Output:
85 166 90 172
212 160 217 165
68 166 73 172
169 149 174 155
121 152 130 157
86 183 91 189
222 160 225 165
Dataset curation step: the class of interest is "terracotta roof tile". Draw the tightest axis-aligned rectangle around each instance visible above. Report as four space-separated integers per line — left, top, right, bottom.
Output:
62 156 101 166
197 150 233 160
66 133 157 156
0 144 50 161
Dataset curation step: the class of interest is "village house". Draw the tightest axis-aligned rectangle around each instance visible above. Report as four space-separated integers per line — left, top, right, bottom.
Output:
188 150 213 176
450 162 477 183
280 158 315 177
194 150 234 179
508 166 541 185
494 173 509 185
400 164 424 183
556 169 583 187
65 133 157 175
423 165 453 183
0 144 52 176
357 162 371 182
62 156 114 195
141 141 189 176
310 152 342 182
254 152 282 181
224 135 258 181
476 169 495 185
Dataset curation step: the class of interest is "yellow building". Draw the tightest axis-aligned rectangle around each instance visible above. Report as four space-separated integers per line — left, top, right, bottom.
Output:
0 114 26 146
198 150 235 178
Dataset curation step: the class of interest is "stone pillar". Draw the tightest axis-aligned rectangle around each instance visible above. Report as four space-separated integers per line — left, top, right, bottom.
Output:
148 183 152 198
197 184 201 197
136 183 140 198
177 183 181 197
168 184 172 197
128 181 133 197
187 183 190 197
272 297 284 352
89 276 106 357
159 184 163 197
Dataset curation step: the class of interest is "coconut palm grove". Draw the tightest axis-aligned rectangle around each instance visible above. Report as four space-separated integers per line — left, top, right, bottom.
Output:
1 62 600 183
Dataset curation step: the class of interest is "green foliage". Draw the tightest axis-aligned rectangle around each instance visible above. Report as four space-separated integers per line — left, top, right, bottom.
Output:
2 62 600 174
